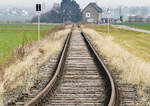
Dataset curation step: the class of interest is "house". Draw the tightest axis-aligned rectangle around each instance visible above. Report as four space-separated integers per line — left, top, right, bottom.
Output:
128 15 144 22
82 3 102 24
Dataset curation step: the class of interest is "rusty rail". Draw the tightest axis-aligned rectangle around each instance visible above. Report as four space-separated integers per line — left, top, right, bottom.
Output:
24 27 119 106
81 32 119 106
25 31 72 106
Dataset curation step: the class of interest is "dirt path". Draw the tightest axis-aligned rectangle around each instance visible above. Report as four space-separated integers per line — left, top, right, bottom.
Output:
113 25 150 34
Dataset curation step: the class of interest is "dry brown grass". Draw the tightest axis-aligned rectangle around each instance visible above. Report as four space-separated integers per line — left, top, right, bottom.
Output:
137 87 150 105
0 25 66 79
82 28 150 86
82 27 150 104
0 26 70 105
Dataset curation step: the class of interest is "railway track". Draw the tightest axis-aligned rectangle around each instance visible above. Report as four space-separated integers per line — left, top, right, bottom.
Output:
8 26 119 106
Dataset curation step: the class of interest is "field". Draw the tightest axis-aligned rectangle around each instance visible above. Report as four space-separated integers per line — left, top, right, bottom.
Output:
116 22 150 30
87 25 150 62
0 24 56 64
84 24 150 105
0 26 70 105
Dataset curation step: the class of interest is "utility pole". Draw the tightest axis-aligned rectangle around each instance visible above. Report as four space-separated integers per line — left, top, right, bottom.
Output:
119 6 123 22
119 6 122 17
107 8 111 35
42 1 46 13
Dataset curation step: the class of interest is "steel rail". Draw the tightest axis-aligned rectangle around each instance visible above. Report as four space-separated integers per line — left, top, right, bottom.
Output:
24 28 119 106
81 32 119 106
25 31 72 106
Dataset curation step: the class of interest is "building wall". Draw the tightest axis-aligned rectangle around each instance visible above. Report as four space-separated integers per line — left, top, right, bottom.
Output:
146 16 150 22
127 16 150 22
98 13 102 22
82 5 102 24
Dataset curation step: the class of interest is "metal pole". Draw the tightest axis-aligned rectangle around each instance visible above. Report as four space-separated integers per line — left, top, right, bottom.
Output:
108 15 109 34
38 12 40 41
107 8 111 35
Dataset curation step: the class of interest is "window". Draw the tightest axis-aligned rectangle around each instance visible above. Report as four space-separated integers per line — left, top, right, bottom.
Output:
86 12 91 18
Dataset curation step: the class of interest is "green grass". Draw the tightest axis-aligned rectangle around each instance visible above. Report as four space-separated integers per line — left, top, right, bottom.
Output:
88 24 150 62
0 24 56 64
115 22 150 31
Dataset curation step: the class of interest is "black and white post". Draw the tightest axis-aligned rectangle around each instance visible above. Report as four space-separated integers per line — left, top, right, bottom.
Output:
36 4 41 41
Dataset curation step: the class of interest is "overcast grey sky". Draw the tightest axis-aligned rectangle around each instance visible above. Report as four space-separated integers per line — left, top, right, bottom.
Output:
0 0 150 9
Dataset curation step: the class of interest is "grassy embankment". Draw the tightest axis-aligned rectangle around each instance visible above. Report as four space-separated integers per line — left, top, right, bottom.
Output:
0 24 70 105
0 24 56 64
83 24 150 104
2 27 70 92
88 25 150 62
116 22 150 30
83 25 150 86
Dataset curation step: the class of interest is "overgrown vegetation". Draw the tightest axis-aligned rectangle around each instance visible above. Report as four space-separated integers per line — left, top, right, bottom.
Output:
83 26 150 85
84 24 150 105
115 22 150 30
0 24 56 64
87 24 150 62
0 25 70 105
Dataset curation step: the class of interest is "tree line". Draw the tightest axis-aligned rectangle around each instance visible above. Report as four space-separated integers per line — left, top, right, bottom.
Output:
32 0 82 23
